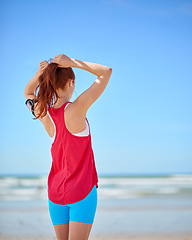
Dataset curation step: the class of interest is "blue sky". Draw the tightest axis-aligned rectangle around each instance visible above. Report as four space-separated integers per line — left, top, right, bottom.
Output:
0 0 191 176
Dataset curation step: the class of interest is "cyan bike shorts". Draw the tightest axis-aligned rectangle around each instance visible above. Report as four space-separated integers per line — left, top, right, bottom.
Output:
48 184 97 225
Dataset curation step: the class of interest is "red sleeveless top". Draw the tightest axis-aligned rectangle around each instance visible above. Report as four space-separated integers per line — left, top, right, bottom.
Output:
47 101 99 204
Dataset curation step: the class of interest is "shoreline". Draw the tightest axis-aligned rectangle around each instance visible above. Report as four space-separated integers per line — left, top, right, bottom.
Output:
1 233 192 240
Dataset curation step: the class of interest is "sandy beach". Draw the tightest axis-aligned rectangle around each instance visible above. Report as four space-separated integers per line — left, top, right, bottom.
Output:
1 233 192 240
1 194 192 240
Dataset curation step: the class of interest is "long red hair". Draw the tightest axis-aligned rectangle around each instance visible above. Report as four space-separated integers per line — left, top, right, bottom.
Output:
33 63 75 120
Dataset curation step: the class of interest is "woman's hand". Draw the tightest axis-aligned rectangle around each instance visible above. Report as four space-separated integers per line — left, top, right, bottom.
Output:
39 60 49 74
50 54 73 68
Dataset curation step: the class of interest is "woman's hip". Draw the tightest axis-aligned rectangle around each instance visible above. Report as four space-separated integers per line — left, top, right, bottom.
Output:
48 184 98 224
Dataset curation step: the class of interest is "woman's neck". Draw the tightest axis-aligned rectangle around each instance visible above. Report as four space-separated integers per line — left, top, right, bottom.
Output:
52 97 70 109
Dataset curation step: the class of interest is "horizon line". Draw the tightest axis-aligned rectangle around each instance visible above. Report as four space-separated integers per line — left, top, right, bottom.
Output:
0 172 192 177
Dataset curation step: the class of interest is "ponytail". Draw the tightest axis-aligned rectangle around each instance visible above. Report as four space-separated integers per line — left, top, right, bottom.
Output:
33 63 75 120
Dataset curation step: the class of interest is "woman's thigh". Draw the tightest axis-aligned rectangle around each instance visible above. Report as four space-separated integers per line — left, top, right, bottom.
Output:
54 224 69 240
68 184 98 223
48 198 70 225
69 221 93 240
68 185 98 240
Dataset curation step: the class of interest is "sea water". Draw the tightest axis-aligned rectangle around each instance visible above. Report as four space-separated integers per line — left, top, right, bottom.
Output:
0 174 192 201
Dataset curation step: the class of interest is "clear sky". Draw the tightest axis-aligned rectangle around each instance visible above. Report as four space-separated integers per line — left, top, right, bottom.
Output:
0 0 191 176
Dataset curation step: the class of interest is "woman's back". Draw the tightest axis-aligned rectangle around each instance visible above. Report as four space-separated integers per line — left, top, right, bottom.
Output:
49 102 90 143
47 101 98 205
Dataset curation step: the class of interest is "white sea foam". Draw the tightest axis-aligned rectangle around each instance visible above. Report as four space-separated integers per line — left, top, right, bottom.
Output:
0 174 191 201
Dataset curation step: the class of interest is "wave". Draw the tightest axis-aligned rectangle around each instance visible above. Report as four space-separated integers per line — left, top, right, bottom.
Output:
0 174 192 201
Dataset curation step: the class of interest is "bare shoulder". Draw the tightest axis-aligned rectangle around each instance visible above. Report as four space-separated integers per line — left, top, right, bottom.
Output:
64 101 88 134
65 100 87 120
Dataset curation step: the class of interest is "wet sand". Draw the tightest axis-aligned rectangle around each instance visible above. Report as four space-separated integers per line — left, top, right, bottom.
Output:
1 234 192 240
0 193 192 240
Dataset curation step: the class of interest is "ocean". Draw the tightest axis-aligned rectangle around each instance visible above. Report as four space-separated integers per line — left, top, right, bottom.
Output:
0 174 192 201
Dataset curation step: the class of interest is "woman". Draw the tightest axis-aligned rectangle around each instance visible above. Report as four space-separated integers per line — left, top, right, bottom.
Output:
24 54 112 240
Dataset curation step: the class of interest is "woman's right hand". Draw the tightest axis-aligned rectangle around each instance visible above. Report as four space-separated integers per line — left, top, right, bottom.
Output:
50 54 73 68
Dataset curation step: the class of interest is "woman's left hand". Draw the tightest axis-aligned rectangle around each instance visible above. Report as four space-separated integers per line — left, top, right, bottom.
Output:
39 60 49 74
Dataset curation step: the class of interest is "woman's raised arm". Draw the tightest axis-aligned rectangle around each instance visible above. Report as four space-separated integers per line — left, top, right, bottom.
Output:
24 60 49 97
51 54 112 117
51 54 112 76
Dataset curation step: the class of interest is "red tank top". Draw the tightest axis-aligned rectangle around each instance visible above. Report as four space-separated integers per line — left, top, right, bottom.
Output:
47 101 99 204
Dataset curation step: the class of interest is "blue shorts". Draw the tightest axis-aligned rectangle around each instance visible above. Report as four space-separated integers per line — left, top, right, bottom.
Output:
48 185 97 225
